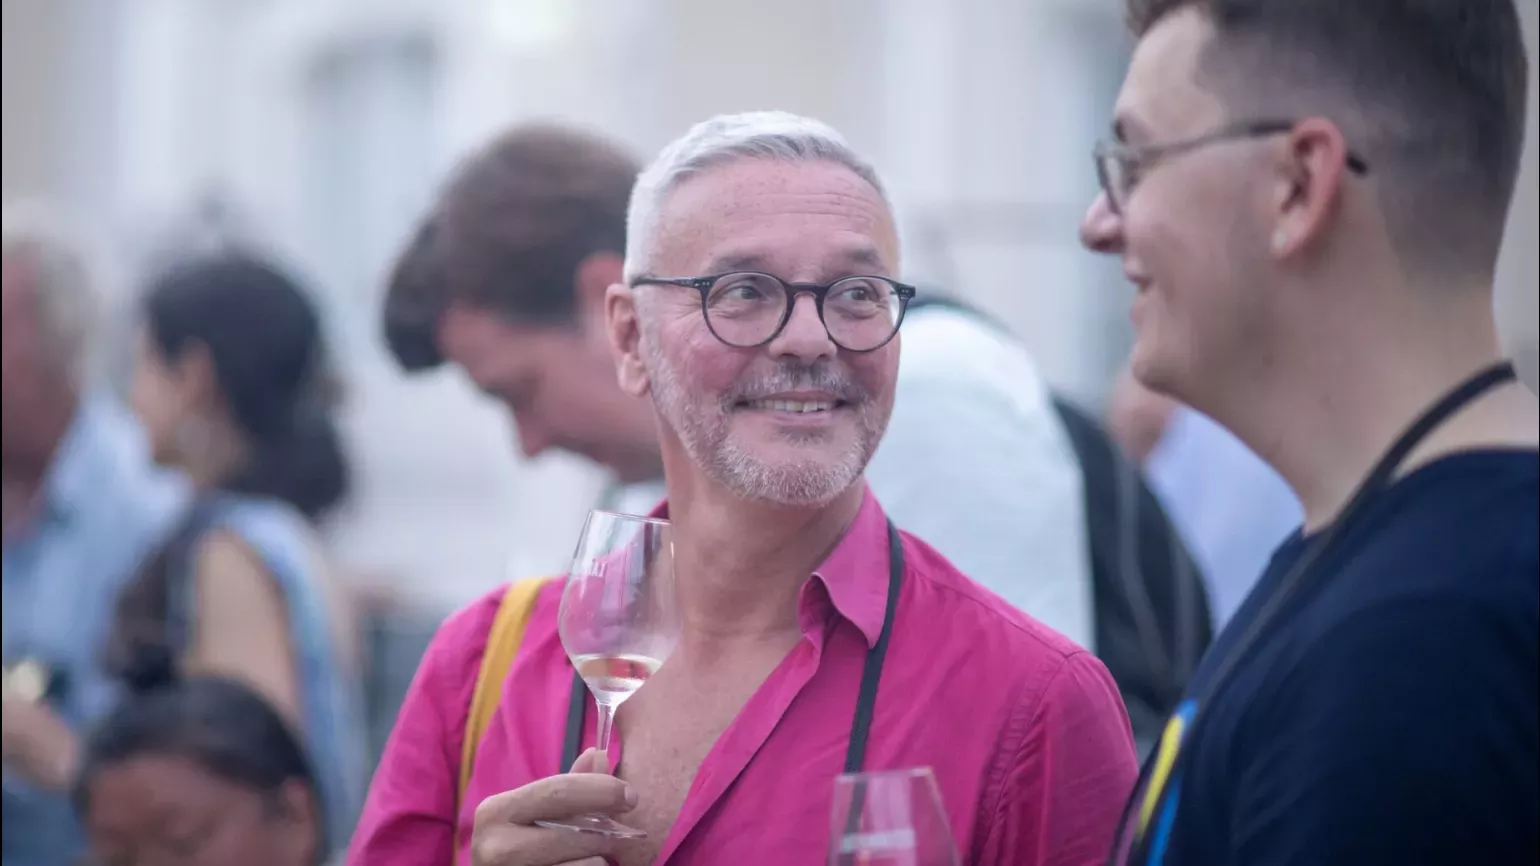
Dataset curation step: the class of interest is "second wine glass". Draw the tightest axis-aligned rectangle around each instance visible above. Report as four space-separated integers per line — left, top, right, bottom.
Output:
828 767 961 866
535 509 680 839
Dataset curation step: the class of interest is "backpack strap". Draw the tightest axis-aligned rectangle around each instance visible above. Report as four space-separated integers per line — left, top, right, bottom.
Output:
454 577 554 840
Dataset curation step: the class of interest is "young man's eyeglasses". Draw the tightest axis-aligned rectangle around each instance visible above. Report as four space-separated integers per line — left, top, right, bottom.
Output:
1093 120 1371 215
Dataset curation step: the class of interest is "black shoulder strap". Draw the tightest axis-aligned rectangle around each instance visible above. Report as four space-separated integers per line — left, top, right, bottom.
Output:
844 520 905 773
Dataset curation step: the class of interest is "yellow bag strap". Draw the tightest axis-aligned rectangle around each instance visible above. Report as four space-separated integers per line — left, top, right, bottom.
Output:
454 577 553 834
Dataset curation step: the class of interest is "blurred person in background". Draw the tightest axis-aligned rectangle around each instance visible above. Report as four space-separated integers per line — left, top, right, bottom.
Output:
356 111 1136 866
382 121 1096 651
74 675 329 866
2 203 186 866
1082 0 1537 863
97 252 366 859
1108 365 1300 628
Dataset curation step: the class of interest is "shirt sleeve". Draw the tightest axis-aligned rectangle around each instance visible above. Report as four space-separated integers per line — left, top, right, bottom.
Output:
981 650 1139 866
346 590 502 866
866 333 1094 649
1229 598 1539 865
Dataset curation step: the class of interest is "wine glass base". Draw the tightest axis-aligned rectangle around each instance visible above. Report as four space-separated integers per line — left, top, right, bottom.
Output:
534 814 648 839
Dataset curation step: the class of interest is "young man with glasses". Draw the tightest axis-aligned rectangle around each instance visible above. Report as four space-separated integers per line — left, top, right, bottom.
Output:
1081 1 1538 863
354 111 1137 866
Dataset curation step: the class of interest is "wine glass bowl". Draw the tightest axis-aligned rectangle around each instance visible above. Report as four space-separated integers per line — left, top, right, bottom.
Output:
829 767 961 866
534 510 680 839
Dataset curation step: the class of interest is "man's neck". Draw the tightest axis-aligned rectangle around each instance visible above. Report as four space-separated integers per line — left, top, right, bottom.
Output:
1211 290 1537 533
665 471 865 645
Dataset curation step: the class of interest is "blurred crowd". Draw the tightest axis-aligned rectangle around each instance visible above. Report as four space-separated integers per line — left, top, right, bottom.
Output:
3 1 1537 865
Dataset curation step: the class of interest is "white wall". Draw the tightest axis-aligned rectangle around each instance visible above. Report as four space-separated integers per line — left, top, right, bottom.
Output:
1496 0 1540 392
18 0 1529 609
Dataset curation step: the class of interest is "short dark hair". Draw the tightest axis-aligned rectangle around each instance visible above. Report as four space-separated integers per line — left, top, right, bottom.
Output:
382 123 640 371
73 676 325 854
1126 0 1530 276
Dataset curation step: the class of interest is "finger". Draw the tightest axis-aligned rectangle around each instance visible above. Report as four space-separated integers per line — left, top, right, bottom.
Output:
470 824 618 866
569 747 608 774
474 774 637 829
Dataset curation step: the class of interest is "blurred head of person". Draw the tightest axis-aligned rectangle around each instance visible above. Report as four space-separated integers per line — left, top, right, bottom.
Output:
383 124 663 481
607 111 907 508
129 250 348 521
74 675 323 866
1079 0 1529 416
1 203 98 480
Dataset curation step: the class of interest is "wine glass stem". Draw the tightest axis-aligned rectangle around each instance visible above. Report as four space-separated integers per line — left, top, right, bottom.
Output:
594 700 618 762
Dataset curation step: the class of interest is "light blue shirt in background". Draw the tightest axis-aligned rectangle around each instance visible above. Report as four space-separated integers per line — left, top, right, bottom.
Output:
1145 406 1303 629
2 395 186 866
168 495 368 858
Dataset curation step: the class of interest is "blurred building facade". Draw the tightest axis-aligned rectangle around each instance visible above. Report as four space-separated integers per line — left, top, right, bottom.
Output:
5 0 1537 613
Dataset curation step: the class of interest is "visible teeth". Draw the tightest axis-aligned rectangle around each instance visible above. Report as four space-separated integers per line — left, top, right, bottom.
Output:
748 399 834 413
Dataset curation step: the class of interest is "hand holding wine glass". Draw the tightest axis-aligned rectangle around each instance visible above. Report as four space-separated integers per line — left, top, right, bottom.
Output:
468 747 634 866
534 509 680 839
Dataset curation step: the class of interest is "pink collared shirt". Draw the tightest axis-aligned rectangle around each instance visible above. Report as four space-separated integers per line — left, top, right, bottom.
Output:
350 490 1137 865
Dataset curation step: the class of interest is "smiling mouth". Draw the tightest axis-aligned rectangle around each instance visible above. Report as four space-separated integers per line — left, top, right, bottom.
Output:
737 398 847 414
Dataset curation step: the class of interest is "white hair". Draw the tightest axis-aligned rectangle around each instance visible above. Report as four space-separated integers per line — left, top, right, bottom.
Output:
2 201 99 383
623 111 888 282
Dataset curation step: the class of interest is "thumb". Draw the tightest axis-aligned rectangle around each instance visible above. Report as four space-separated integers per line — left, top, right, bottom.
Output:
569 747 610 774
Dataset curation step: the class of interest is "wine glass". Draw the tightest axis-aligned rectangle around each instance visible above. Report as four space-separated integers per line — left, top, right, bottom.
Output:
828 767 961 866
534 509 680 838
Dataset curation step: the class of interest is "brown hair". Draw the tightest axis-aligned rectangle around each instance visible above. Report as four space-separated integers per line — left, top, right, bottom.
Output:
1124 0 1529 276
382 123 640 371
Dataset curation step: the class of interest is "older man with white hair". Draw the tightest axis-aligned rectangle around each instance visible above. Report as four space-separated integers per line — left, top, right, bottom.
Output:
353 112 1136 866
1 205 185 865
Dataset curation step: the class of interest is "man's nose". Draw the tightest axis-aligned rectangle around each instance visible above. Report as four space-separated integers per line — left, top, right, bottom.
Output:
766 293 836 363
1080 191 1125 255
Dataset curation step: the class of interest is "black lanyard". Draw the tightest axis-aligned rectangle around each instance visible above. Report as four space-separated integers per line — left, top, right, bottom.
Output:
561 519 906 774
1110 360 1520 865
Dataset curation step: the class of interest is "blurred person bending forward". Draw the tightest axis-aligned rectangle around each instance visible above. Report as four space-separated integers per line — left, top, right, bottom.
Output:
1 205 185 866
354 111 1137 866
1082 0 1539 863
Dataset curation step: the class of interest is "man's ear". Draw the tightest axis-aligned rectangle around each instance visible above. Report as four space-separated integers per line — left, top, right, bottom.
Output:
270 779 320 860
176 340 222 409
575 252 625 342
606 282 650 398
1269 116 1350 260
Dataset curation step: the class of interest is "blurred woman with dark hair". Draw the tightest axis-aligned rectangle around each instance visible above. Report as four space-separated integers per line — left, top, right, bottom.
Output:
100 252 366 856
74 676 327 866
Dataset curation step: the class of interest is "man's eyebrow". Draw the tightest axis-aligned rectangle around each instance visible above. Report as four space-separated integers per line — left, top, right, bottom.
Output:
701 245 886 276
840 244 884 270
702 251 771 273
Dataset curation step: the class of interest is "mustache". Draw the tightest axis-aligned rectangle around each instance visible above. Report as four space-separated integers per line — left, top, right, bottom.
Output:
727 361 869 405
